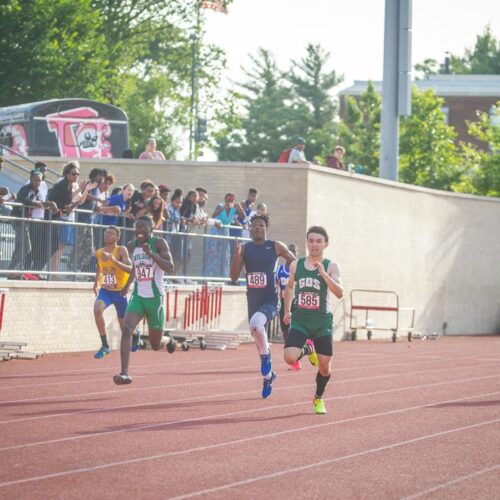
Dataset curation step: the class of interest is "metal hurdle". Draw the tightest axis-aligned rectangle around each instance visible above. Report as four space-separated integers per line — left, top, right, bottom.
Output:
349 289 416 342
163 284 224 351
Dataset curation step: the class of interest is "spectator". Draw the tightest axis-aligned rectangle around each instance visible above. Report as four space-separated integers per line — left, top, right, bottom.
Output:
165 189 183 280
212 192 246 227
8 170 56 278
0 156 16 216
78 168 107 223
288 137 311 165
110 187 122 196
100 183 135 227
138 138 166 160
122 149 134 159
256 202 268 216
195 187 210 223
128 180 156 221
48 161 97 276
179 190 199 281
326 146 346 170
158 184 172 224
137 195 164 229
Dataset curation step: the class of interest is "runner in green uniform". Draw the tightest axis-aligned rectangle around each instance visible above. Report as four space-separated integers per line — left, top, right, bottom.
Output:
114 216 174 385
283 226 343 414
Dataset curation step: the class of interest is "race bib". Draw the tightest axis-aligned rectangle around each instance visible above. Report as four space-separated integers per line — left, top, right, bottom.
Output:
136 265 153 281
247 272 267 288
102 273 117 288
297 292 320 310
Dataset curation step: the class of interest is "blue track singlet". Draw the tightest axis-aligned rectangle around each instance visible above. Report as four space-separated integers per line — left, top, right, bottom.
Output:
243 240 279 315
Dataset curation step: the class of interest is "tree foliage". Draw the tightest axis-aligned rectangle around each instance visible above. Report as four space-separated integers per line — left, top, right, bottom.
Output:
414 26 500 77
0 0 227 158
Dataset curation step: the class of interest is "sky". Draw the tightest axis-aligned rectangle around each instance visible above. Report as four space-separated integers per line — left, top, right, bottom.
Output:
203 0 500 90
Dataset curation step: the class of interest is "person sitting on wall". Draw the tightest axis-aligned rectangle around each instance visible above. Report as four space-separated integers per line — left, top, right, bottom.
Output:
138 138 166 160
326 146 346 170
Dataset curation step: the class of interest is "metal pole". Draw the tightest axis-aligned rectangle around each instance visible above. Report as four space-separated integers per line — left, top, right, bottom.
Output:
189 33 197 161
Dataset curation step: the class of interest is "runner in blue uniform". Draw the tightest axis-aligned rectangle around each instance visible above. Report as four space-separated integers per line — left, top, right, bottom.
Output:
230 215 296 398
275 243 300 369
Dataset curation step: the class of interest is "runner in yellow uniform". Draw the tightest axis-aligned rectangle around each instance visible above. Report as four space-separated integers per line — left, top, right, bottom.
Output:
93 226 132 358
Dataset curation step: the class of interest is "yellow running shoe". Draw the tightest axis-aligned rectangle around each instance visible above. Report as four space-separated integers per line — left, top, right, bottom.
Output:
306 339 319 367
313 397 326 414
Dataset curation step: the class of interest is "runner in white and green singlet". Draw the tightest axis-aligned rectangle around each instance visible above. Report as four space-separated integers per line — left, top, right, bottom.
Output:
283 226 343 414
113 216 174 385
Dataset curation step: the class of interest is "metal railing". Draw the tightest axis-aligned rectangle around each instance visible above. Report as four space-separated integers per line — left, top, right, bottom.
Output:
0 203 249 284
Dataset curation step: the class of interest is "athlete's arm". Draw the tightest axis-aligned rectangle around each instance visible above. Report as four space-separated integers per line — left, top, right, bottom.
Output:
275 241 297 267
314 261 344 299
112 246 133 274
144 238 174 274
230 239 244 283
120 242 136 296
283 260 297 325
93 260 101 296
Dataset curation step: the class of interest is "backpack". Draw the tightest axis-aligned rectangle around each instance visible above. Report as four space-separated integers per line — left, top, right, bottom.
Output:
277 148 292 163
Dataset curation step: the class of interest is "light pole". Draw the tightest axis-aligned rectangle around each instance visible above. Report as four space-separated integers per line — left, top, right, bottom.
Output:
189 32 197 161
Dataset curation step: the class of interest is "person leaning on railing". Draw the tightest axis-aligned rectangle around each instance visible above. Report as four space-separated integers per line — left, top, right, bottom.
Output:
8 170 57 279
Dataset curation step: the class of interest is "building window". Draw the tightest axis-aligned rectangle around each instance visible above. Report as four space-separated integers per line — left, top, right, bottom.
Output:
441 106 449 124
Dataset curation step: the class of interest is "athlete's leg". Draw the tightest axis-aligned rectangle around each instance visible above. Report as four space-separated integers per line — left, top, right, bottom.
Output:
120 311 143 375
249 311 270 356
94 289 112 358
148 329 163 350
284 328 316 365
312 335 333 414
143 296 165 351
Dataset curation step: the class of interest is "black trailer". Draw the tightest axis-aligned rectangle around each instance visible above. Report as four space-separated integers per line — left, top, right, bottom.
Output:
0 99 129 159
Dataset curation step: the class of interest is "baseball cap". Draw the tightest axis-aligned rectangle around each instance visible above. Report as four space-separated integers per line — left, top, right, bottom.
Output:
296 137 305 145
30 169 42 176
158 184 171 193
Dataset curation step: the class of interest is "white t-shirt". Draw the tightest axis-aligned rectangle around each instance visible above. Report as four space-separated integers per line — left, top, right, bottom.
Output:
24 180 48 219
288 148 307 163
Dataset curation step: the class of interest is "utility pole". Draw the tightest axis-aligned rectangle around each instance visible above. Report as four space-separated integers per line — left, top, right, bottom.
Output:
379 0 412 181
189 32 197 161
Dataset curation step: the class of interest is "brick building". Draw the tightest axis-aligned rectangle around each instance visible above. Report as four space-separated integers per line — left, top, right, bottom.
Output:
339 75 500 150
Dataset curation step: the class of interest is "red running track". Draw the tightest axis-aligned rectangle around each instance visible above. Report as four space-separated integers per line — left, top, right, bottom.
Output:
0 336 499 499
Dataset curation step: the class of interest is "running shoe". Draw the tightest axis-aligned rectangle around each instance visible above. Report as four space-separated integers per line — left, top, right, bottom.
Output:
113 373 133 385
288 360 302 371
261 371 277 399
131 329 141 352
94 346 111 359
306 339 319 367
260 351 272 377
313 397 326 414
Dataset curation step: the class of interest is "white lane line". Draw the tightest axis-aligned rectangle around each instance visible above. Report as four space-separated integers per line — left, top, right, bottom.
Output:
1 354 497 406
0 349 493 392
1 373 500 452
0 391 498 489
168 418 500 500
402 464 500 499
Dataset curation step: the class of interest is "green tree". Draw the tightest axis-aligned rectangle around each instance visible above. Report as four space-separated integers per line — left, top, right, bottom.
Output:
337 81 381 175
215 49 304 162
287 44 342 160
399 88 466 190
455 103 500 197
414 26 500 77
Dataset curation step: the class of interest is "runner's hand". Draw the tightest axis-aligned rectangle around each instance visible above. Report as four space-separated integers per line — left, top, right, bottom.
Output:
283 311 292 325
143 242 152 256
312 261 327 279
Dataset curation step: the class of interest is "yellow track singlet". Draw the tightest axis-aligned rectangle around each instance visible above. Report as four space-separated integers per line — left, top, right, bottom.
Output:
96 246 129 291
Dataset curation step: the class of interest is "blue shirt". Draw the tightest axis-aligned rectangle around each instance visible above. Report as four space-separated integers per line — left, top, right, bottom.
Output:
102 194 127 226
275 264 290 299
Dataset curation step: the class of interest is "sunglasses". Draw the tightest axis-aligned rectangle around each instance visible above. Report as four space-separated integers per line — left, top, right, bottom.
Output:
70 171 80 176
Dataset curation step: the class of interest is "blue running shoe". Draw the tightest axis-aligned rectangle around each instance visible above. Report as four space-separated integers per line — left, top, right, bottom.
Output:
261 371 277 399
260 351 272 376
131 329 141 352
94 346 110 359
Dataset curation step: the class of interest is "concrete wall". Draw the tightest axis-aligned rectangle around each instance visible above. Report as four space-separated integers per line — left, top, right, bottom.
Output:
11 158 500 341
0 281 250 353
